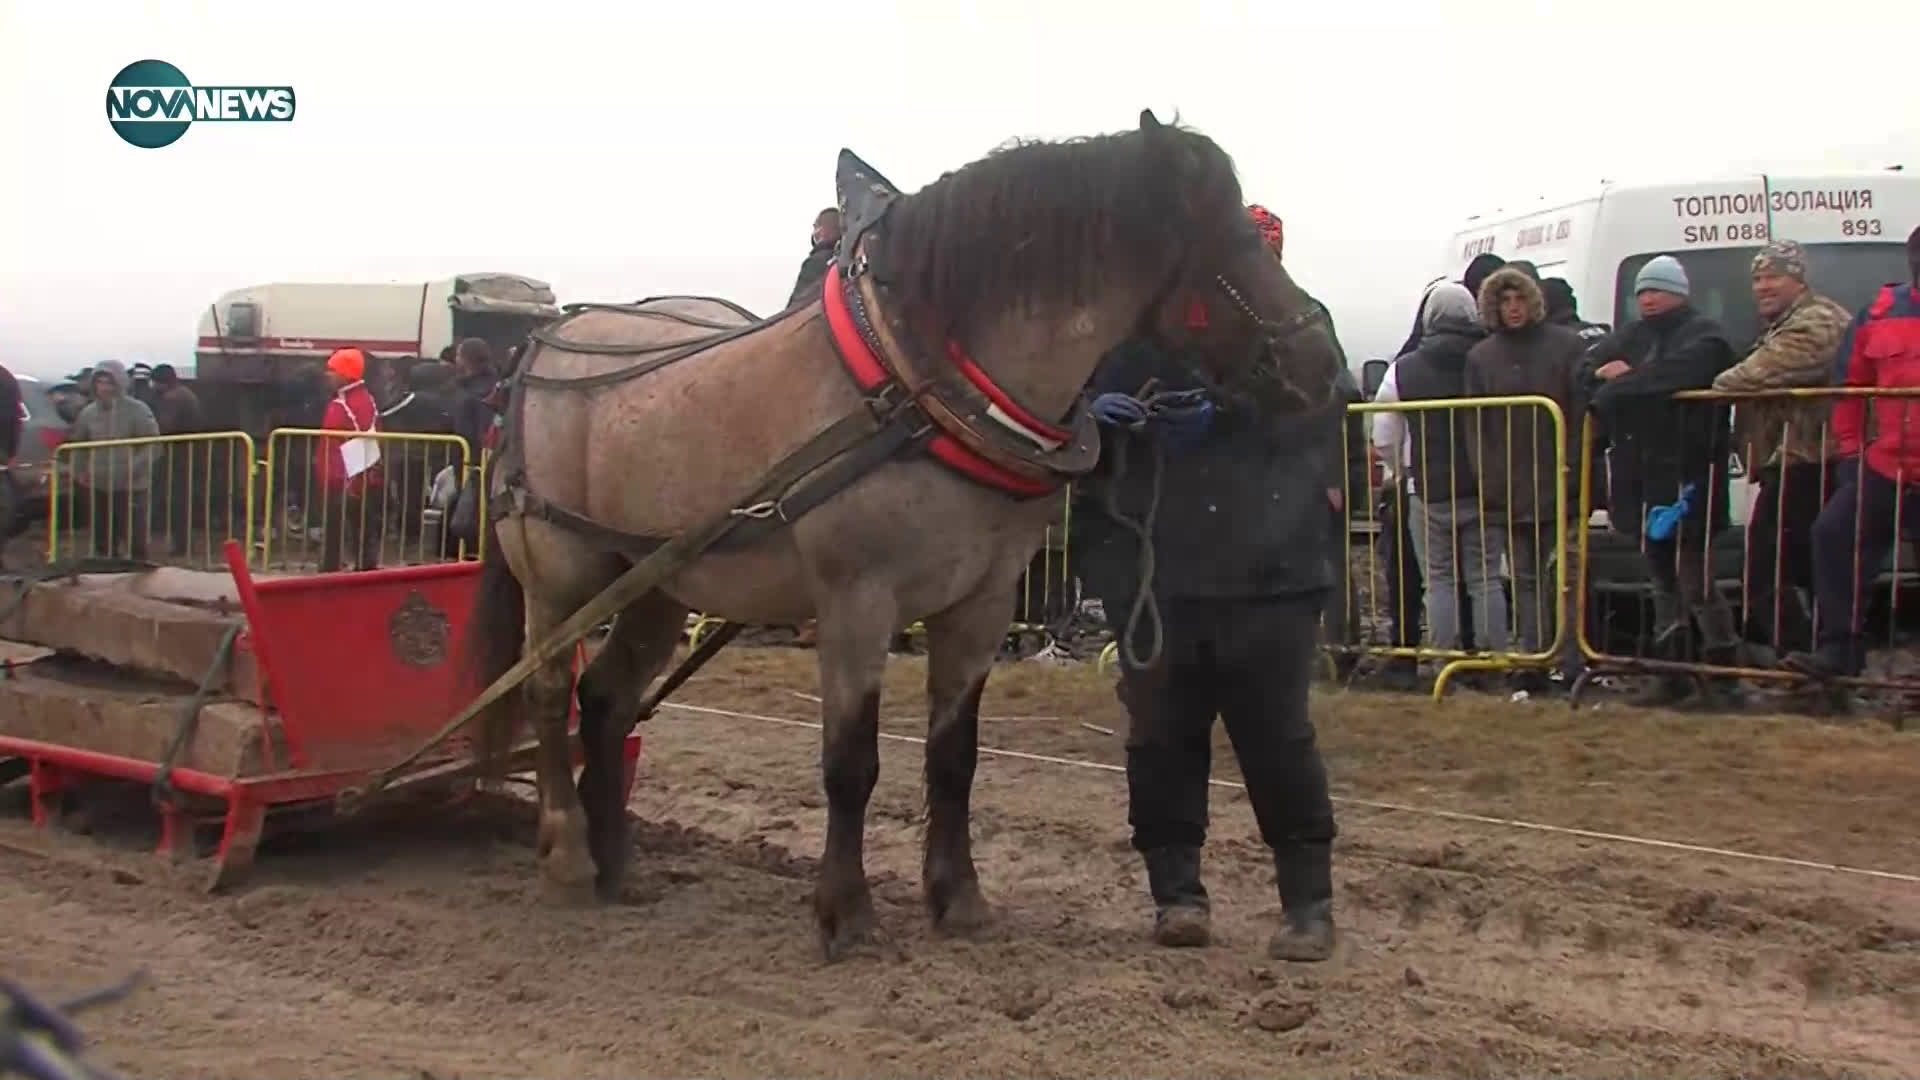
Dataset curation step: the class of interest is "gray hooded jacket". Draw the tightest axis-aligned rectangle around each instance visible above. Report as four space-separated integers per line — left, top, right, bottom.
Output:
67 359 160 491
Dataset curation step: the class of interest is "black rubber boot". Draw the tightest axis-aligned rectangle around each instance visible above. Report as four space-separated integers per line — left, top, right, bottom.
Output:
1269 841 1335 962
1142 845 1210 947
1783 639 1867 680
1633 620 1697 707
1695 643 1750 710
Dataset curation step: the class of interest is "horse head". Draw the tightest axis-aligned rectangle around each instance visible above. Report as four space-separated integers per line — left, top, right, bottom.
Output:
1129 109 1347 419
859 112 1345 429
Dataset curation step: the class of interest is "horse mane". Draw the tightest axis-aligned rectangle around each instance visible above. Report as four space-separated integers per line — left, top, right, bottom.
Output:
876 119 1243 340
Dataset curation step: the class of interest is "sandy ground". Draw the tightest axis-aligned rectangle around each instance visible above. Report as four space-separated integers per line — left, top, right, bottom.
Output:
5 647 1920 1079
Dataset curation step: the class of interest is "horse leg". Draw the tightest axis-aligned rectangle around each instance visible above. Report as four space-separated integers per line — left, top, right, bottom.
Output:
812 587 896 962
575 592 688 899
921 582 1014 936
524 592 597 903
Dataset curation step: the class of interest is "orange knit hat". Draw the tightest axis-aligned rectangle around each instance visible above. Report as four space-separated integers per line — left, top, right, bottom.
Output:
326 347 365 382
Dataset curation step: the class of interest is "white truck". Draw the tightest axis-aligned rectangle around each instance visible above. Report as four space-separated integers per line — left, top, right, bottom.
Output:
190 272 561 434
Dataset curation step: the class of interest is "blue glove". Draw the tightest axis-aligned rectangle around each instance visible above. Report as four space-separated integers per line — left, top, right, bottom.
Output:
1090 392 1148 427
1644 482 1696 542
1145 389 1215 449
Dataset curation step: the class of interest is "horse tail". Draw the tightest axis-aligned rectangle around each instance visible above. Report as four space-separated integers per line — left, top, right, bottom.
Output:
462 477 526 779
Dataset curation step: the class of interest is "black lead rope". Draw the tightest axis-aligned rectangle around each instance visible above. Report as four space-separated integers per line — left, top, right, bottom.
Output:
1102 431 1166 673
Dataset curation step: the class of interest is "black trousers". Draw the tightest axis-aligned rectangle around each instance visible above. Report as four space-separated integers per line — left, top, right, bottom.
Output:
1118 593 1336 853
1811 466 1920 650
319 490 383 572
1744 461 1836 652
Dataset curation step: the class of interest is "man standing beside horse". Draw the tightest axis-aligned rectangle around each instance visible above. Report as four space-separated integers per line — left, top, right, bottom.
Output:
1075 205 1341 962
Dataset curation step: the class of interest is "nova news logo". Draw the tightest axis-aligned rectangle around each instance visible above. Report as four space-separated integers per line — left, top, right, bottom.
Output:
105 59 295 149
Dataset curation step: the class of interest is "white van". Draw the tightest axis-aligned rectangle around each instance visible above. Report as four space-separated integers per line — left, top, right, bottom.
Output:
1441 169 1918 350
1422 170 1918 597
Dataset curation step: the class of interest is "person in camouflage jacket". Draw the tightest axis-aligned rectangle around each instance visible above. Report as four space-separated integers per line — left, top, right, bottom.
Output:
1710 240 1852 652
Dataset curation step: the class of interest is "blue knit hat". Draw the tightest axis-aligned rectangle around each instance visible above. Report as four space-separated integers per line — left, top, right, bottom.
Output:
1634 255 1690 298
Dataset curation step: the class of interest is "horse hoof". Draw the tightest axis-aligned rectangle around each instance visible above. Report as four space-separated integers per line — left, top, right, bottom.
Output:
817 909 885 964
539 848 599 907
932 883 993 937
541 873 598 908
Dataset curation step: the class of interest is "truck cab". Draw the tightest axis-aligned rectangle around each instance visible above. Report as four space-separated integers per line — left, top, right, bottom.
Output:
193 272 561 435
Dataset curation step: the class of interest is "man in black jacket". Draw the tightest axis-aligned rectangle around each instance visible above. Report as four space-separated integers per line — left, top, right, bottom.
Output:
1587 255 1744 707
449 337 500 459
786 208 842 308
1075 328 1341 962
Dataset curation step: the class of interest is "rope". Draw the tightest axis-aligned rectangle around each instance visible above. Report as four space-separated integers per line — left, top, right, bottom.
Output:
0 970 143 1080
152 621 244 809
1101 432 1166 672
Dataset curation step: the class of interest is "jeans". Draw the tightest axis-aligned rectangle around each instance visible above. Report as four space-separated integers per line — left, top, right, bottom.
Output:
1408 496 1508 653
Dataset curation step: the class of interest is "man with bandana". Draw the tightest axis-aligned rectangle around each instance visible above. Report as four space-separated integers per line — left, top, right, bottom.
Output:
1076 205 1341 962
1710 240 1851 656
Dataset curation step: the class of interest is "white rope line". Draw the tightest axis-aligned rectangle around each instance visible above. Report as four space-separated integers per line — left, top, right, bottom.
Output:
658 701 1920 887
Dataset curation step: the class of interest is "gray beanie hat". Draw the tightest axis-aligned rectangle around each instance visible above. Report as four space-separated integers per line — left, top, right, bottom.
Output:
1634 255 1690 298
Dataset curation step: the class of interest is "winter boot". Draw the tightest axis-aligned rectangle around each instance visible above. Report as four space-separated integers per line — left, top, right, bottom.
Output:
1783 639 1867 680
1268 841 1335 962
1633 619 1697 707
1142 845 1210 947
1695 643 1750 710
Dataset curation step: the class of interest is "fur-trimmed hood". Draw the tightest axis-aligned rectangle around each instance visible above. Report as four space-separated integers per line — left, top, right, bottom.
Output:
1477 267 1546 331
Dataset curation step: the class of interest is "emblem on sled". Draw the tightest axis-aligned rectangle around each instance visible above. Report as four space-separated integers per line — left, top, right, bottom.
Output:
387 589 451 669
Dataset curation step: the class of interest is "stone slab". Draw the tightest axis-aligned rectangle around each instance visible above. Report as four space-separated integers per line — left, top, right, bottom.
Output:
0 669 269 779
0 574 263 698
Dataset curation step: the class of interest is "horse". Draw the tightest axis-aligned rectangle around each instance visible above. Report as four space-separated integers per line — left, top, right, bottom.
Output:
465 110 1348 960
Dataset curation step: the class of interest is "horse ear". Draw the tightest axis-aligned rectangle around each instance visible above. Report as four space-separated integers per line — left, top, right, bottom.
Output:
1139 108 1162 131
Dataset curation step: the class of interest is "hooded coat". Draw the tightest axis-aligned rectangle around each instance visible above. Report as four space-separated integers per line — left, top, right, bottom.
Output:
1586 305 1738 542
1464 268 1589 523
66 359 160 491
1385 286 1485 503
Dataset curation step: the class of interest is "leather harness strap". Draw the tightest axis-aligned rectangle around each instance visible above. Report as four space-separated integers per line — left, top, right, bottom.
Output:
829 252 1100 497
345 403 908 807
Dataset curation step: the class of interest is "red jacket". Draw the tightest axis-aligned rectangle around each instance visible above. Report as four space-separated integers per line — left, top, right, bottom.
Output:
313 382 383 494
1833 284 1920 484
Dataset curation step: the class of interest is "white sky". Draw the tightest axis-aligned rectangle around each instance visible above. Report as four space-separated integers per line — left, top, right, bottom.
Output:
2 0 1915 380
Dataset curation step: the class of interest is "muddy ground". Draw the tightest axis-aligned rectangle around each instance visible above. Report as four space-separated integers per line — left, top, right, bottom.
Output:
6 647 1919 1079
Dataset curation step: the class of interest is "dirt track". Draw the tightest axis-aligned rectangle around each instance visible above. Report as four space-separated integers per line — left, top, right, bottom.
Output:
6 647 1920 1079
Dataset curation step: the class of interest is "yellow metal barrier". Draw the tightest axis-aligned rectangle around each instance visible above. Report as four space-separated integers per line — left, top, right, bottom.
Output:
681 485 1077 652
261 429 473 573
48 432 256 571
1572 387 1920 702
1345 394 1571 698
